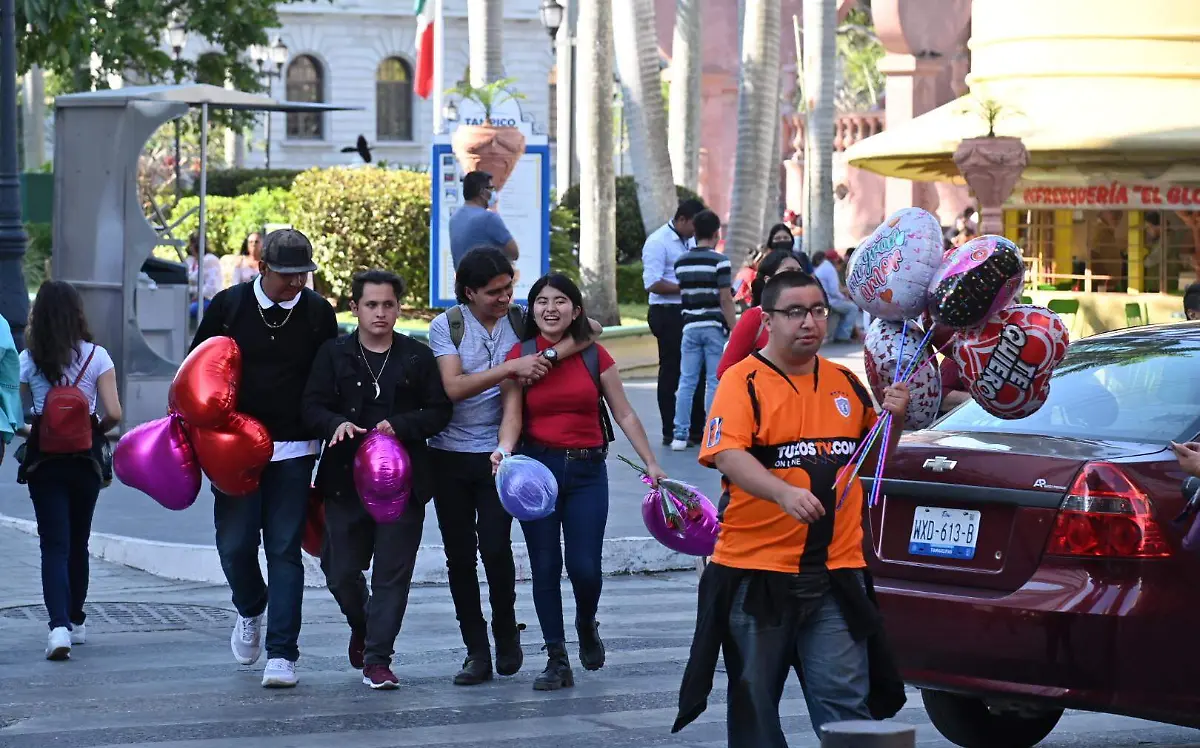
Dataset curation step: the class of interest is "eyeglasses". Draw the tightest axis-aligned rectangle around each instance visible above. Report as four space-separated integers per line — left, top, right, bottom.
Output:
764 304 831 322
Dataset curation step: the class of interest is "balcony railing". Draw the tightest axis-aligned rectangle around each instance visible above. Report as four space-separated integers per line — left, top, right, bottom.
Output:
783 111 885 156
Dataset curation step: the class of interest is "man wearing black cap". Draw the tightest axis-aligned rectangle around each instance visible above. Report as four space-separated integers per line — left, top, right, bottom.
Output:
190 228 339 689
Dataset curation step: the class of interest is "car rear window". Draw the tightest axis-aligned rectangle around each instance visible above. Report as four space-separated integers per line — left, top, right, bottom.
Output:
934 330 1200 443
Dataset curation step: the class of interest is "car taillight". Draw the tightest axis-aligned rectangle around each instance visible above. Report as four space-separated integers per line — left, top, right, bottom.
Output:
1044 462 1171 558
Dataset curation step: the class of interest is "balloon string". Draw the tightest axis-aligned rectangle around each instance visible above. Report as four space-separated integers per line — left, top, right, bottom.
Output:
893 320 909 386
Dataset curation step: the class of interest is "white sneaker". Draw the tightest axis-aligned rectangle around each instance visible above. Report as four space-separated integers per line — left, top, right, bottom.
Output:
46 627 71 660
670 439 689 451
231 614 263 665
261 658 298 688
70 624 87 645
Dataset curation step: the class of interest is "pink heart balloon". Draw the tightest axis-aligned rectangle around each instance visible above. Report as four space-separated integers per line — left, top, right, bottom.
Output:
641 485 719 557
353 431 412 523
114 415 202 511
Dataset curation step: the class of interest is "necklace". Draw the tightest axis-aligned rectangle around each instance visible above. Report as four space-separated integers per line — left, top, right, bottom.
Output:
358 340 392 400
257 303 296 337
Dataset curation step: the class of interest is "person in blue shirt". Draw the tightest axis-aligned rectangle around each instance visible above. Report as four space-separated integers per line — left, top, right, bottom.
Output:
449 171 519 269
0 313 21 464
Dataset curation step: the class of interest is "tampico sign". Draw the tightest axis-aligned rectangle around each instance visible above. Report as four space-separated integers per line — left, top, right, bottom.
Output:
1008 182 1200 211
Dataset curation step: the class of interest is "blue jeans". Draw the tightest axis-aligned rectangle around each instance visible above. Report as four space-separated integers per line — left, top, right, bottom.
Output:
725 575 871 745
827 298 858 342
28 459 101 630
518 445 609 645
673 325 725 441
189 298 213 321
213 456 316 662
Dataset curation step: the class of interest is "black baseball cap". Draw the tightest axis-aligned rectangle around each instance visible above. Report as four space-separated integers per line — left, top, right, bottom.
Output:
262 229 318 274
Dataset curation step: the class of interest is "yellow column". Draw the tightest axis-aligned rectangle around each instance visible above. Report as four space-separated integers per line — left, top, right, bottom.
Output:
1053 210 1074 288
1003 210 1019 243
1127 210 1144 294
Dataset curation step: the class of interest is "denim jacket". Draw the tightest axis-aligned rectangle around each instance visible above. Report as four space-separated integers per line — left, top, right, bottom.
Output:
0 316 21 444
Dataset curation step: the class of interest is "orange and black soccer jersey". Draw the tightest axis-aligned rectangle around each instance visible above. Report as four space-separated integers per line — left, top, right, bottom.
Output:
698 352 878 574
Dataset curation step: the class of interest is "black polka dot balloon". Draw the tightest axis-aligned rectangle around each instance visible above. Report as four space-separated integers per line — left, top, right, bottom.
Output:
927 236 1026 330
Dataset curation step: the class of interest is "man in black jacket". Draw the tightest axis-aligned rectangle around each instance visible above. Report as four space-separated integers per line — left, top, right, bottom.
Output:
191 229 339 688
302 270 453 690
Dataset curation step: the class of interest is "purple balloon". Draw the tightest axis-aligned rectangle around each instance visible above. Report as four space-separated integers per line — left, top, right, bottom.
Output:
641 485 719 557
353 431 412 523
495 455 558 521
114 415 201 511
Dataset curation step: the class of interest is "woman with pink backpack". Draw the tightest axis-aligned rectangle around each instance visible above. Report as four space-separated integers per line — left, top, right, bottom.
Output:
18 281 122 660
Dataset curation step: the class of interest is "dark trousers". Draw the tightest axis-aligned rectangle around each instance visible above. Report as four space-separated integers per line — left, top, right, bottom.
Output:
320 494 424 667
724 577 871 745
28 459 101 630
648 304 706 443
518 446 608 645
431 449 518 654
213 455 316 662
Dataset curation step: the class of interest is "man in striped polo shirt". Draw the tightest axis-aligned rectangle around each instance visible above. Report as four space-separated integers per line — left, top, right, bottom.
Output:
670 210 736 451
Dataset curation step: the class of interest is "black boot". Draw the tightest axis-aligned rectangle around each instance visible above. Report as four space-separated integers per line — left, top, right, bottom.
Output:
576 619 605 671
532 643 574 691
453 650 493 686
493 622 526 677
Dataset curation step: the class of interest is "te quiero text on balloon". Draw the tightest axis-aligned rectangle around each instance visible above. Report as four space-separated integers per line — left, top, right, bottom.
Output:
848 230 905 302
977 324 1037 399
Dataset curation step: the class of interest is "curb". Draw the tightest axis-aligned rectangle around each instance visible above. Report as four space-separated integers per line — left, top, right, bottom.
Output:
0 515 697 587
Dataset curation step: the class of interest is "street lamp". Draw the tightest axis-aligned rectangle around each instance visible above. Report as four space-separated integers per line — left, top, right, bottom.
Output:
442 100 459 123
0 0 29 347
250 36 288 170
538 0 564 40
164 13 188 198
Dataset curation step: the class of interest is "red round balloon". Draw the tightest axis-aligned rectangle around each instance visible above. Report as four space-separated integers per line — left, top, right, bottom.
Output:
953 305 1069 420
302 486 325 557
188 412 274 496
169 336 241 429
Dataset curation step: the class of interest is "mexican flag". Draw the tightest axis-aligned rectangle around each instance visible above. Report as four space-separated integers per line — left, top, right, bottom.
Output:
414 0 435 99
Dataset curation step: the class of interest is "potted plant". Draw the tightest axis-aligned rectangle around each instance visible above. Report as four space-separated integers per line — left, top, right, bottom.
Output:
446 77 527 191
952 95 1030 235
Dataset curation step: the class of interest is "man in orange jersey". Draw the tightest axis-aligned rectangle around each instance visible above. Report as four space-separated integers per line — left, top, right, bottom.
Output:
673 270 908 746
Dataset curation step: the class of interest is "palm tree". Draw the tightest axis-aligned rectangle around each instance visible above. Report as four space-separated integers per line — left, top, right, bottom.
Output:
802 0 835 254
667 0 700 191
613 0 676 234
724 0 782 270
577 0 621 325
467 0 504 85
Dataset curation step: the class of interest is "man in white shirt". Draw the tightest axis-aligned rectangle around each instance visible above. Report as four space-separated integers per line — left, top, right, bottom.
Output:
642 199 709 446
811 249 859 343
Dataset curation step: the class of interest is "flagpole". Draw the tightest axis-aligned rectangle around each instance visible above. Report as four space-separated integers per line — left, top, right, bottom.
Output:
431 0 445 135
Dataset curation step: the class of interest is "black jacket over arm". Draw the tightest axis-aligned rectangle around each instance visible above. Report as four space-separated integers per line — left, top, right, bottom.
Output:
303 330 452 504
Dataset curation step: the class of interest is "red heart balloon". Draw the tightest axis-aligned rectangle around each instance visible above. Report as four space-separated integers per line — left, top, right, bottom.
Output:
188 413 274 496
953 305 1069 420
302 486 325 558
169 337 241 429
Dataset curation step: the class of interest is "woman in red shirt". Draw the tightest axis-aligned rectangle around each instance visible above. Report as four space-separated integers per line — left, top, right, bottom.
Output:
494 273 666 693
716 249 804 378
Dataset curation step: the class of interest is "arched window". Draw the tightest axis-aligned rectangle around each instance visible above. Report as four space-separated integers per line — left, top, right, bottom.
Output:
286 55 324 140
376 57 413 141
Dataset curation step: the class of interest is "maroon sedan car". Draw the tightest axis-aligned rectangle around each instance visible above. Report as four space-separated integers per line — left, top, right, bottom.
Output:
865 322 1200 748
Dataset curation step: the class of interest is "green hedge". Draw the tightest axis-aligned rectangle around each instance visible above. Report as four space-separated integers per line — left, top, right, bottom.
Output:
202 169 303 197
558 177 701 265
290 168 431 307
24 223 52 291
616 262 647 305
169 187 295 257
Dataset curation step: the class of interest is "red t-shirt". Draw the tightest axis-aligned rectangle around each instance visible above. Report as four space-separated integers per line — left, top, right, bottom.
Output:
717 306 768 379
506 336 616 448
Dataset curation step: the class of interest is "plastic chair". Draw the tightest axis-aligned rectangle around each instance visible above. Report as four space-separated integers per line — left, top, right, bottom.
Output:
1047 298 1082 337
1124 302 1145 327
1019 295 1033 305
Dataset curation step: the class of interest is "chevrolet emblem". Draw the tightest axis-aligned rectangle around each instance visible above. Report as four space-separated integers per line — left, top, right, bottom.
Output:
923 456 958 473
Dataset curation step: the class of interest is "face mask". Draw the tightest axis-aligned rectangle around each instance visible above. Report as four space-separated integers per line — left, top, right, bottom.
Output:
771 239 793 252
487 190 498 208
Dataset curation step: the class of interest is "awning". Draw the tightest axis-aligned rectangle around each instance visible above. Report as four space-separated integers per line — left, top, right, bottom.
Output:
844 79 1200 185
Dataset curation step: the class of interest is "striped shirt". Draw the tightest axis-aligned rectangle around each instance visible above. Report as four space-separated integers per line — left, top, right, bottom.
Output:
675 246 731 331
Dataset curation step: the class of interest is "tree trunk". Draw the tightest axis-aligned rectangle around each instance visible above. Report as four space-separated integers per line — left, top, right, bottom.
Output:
467 0 504 85
667 0 700 190
724 0 781 270
613 0 676 234
577 0 621 326
802 0 835 255
762 78 783 237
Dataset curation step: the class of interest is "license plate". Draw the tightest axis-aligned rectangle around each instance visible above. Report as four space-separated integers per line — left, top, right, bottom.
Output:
909 506 981 560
